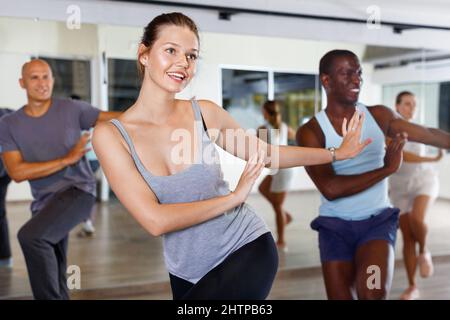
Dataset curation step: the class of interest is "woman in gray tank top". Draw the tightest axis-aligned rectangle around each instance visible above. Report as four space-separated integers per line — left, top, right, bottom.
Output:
92 12 369 299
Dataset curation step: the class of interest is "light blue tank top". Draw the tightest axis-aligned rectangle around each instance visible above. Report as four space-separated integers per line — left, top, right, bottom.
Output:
110 100 269 283
315 103 391 220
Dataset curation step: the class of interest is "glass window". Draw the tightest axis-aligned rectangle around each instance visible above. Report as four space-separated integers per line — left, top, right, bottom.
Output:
108 58 140 112
438 82 450 132
382 83 440 127
222 69 268 129
274 72 321 134
40 57 91 102
221 68 321 145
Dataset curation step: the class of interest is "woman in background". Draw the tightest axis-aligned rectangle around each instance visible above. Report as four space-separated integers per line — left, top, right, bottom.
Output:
258 101 296 252
389 91 445 300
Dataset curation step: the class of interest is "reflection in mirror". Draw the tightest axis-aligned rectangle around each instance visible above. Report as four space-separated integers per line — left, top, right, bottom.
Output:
108 58 140 112
274 72 320 130
222 69 268 129
221 69 320 143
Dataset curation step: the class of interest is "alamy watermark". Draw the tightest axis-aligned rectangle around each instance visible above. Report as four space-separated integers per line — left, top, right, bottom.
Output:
169 121 281 173
366 264 381 290
366 5 381 30
67 265 81 290
66 4 81 30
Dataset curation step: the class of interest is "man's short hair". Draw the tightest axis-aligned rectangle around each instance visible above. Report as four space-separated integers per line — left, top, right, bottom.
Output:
319 50 358 76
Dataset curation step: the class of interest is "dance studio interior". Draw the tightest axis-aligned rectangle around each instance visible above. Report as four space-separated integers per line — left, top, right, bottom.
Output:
0 0 449 302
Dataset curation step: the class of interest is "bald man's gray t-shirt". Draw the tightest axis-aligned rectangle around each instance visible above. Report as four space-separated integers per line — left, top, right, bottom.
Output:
0 98 100 213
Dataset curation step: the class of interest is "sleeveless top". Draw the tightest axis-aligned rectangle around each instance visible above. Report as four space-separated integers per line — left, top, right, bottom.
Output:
110 100 269 283
314 103 392 221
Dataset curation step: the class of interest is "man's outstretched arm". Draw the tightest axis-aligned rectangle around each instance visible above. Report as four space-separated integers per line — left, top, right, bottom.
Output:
370 105 450 149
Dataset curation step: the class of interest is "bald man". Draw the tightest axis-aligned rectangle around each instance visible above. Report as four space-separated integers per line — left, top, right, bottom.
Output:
0 59 120 299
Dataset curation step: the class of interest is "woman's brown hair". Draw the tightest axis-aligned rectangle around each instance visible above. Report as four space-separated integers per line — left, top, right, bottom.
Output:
263 100 282 130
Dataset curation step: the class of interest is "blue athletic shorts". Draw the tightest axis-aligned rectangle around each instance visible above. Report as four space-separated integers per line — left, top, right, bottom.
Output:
310 207 400 262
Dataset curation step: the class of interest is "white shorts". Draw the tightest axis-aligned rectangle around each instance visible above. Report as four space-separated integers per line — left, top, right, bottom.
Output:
389 173 439 214
269 168 295 193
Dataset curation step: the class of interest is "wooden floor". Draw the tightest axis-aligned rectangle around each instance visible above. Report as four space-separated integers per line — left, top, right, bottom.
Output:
1 191 450 300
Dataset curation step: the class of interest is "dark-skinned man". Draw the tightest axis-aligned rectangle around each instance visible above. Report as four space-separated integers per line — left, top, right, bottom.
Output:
297 50 450 300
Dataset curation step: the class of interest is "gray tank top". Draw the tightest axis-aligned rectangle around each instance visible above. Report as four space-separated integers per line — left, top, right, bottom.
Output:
110 100 269 283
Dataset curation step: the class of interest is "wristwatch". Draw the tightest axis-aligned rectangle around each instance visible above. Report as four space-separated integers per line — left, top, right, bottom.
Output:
328 147 337 162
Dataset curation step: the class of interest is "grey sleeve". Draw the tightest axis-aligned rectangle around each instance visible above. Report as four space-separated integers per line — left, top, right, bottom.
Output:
0 108 14 118
0 119 19 153
74 100 101 130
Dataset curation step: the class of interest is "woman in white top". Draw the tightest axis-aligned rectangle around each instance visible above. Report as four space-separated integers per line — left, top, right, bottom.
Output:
257 101 297 251
389 91 444 300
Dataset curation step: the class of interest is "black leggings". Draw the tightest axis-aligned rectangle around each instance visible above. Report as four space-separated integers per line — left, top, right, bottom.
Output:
169 232 278 300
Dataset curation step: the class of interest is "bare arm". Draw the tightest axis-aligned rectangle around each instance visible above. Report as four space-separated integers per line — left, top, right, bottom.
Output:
391 120 450 149
297 119 405 201
95 111 122 125
198 100 370 169
403 149 443 163
385 137 443 163
3 151 69 182
2 132 90 183
92 122 264 237
370 105 450 149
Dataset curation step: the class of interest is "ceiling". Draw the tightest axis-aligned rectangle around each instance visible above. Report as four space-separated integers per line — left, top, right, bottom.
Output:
110 0 450 29
2 0 450 50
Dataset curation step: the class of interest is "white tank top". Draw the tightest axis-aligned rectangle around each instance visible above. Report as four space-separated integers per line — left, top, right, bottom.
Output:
314 103 391 220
